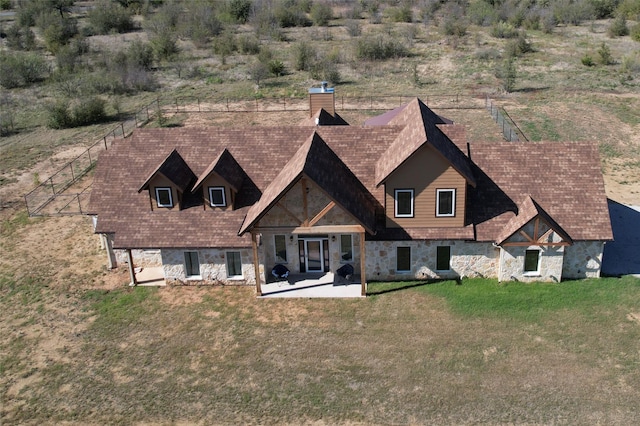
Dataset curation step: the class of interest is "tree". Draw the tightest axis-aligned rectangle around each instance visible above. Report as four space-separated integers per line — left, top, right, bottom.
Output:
496 56 517 92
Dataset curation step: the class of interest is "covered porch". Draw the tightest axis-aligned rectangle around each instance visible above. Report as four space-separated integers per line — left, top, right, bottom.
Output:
261 272 363 298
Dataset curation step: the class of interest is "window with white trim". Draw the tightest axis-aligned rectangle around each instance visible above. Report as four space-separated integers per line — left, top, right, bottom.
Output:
274 235 287 263
226 251 243 278
436 189 455 217
155 187 173 208
209 186 226 207
436 246 451 271
394 189 414 218
524 249 541 274
396 246 411 272
340 235 353 262
184 251 200 278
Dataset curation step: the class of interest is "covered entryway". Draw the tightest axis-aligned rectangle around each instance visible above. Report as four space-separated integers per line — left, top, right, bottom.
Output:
299 237 329 273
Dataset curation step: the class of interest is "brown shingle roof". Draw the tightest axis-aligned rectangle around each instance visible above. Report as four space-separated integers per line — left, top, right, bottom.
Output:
192 148 246 192
494 195 573 245
138 149 196 193
299 108 349 126
374 98 475 187
470 142 613 242
239 131 379 235
88 103 612 250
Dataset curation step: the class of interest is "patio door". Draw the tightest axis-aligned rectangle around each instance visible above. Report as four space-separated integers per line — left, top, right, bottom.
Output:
299 238 329 273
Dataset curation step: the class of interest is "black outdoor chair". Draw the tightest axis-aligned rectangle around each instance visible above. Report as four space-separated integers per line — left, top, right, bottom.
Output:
336 264 354 281
271 264 290 280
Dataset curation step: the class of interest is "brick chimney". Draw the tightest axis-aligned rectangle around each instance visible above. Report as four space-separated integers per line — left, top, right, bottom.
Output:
308 81 335 117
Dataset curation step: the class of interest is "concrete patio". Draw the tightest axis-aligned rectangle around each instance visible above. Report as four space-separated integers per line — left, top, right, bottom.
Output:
131 266 166 286
260 272 364 298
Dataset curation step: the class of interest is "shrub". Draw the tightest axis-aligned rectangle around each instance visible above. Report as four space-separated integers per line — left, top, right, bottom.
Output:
181 2 223 47
212 31 237 63
355 35 409 60
275 0 311 27
608 15 629 37
468 0 498 26
5 25 36 51
127 40 154 70
442 16 468 37
238 35 261 54
345 19 362 37
293 41 316 71
311 2 333 26
0 52 49 88
495 56 516 92
0 0 11 10
228 0 252 24
621 52 640 74
491 21 519 38
632 23 640 41
47 100 74 129
475 48 501 61
386 5 413 23
41 15 78 54
597 42 614 64
505 31 533 57
88 0 134 34
581 54 595 66
249 61 270 86
268 59 285 76
616 0 640 19
47 96 107 129
553 0 595 25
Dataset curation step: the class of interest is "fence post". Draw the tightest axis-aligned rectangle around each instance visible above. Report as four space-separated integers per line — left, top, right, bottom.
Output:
121 123 125 137
198 97 201 112
146 104 149 121
70 163 75 182
24 195 30 216
50 177 55 195
88 147 92 165
77 194 82 214
104 136 108 150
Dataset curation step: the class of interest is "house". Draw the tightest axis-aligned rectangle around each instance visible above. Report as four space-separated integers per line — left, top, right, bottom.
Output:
87 88 613 296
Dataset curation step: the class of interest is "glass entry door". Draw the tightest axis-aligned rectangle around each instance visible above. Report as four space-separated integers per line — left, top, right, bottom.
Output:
304 239 324 272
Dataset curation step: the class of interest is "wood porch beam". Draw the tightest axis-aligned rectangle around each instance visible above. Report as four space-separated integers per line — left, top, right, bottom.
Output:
308 201 336 227
519 230 535 243
533 217 540 240
502 242 571 247
254 225 365 234
276 202 303 225
301 178 309 226
360 231 367 297
126 249 137 286
251 231 262 296
538 228 554 243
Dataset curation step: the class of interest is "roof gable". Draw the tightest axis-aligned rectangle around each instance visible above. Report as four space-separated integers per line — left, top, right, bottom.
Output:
239 131 378 235
192 148 246 192
496 196 573 245
299 108 349 126
138 149 196 193
374 98 475 187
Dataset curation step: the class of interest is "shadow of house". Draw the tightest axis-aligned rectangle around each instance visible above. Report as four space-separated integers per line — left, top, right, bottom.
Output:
601 199 640 276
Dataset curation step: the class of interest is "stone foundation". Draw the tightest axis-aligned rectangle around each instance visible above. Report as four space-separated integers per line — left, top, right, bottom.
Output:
161 248 256 285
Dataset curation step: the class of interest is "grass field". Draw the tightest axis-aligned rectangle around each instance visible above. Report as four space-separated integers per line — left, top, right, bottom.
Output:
1 216 640 424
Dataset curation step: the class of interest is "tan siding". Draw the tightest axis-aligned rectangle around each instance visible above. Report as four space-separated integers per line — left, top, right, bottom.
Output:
309 93 335 116
385 145 466 228
149 174 179 210
202 174 233 210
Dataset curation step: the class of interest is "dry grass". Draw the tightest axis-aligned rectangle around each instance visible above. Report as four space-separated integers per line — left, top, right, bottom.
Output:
1 216 640 424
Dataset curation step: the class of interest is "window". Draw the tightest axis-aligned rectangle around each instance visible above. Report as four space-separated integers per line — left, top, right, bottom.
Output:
340 235 353 262
226 251 243 278
436 189 456 217
184 251 200 278
524 249 541 274
274 235 287 263
394 189 414 218
155 187 173 208
209 186 226 207
436 246 451 271
396 246 411 272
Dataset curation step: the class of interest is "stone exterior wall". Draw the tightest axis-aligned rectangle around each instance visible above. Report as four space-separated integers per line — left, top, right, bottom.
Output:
161 248 257 285
114 249 162 267
498 245 564 282
365 240 499 281
562 241 605 279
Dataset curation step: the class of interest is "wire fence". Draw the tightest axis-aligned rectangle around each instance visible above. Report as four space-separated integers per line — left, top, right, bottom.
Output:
23 93 496 216
485 96 528 142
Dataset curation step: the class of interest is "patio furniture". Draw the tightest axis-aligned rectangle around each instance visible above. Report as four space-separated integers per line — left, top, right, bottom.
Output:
271 264 290 280
336 264 354 282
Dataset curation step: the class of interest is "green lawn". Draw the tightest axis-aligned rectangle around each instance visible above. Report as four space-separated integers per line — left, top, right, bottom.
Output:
2 271 640 424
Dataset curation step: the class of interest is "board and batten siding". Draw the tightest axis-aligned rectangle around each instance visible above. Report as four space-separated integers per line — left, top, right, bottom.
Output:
385 145 466 228
309 92 335 116
201 174 233 211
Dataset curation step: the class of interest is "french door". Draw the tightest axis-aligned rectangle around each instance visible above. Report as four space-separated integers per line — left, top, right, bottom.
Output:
298 237 329 273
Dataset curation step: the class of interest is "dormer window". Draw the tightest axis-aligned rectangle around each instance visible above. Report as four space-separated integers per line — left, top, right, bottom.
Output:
436 189 455 217
209 187 226 207
155 187 173 208
394 189 414 218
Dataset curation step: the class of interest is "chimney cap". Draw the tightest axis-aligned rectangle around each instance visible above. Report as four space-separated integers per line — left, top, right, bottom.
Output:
308 82 334 94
